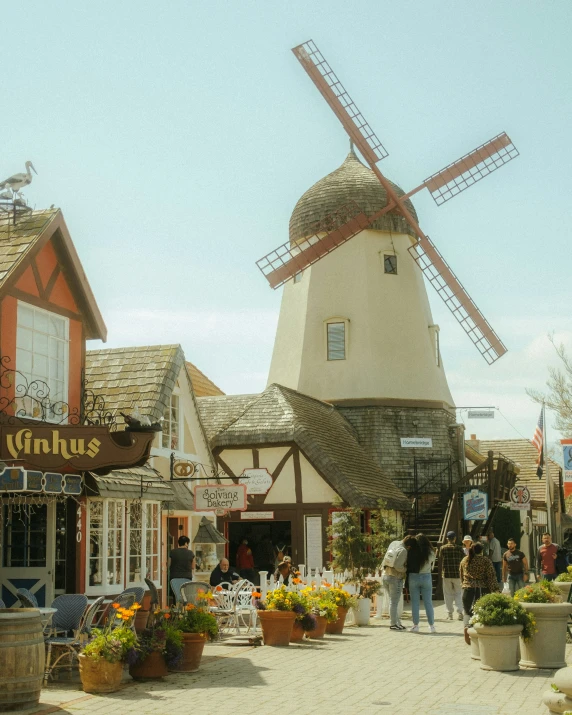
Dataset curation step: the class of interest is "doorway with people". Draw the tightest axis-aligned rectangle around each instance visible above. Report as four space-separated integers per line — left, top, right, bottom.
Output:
227 520 292 584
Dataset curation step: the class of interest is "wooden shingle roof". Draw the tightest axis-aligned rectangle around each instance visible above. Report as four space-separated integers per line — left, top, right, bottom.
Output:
186 361 224 397
198 383 411 511
85 344 184 423
467 438 560 503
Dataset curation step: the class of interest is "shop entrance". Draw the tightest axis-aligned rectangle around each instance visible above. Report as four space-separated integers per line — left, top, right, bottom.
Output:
227 520 292 575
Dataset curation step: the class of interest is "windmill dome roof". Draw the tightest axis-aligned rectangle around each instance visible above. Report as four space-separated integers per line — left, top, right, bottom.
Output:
289 148 418 243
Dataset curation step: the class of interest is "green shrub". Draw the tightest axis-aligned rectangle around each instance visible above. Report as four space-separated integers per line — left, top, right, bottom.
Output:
514 580 560 603
471 592 536 641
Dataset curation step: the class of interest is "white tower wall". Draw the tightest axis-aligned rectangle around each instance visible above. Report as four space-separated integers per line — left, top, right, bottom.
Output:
268 228 455 408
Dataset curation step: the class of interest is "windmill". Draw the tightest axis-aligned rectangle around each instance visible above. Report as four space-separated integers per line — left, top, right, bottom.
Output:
256 40 519 365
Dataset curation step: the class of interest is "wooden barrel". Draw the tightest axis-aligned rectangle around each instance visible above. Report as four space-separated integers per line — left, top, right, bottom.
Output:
0 609 45 712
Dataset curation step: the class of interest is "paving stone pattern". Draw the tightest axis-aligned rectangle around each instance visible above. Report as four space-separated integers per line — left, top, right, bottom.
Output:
35 603 562 715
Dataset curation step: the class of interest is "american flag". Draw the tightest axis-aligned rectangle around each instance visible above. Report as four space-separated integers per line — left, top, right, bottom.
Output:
531 409 544 479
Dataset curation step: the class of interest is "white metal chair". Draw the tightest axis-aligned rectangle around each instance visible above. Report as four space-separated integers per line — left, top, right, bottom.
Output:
210 579 247 634
235 582 259 632
180 581 211 606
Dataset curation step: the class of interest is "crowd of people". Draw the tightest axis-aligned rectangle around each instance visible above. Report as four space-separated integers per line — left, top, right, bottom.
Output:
380 529 561 641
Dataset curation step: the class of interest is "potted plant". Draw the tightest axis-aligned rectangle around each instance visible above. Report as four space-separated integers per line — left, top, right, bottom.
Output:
354 579 381 627
127 608 183 679
79 603 138 693
170 591 218 672
541 667 572 712
470 592 535 671
303 587 338 639
514 580 572 669
325 587 357 634
253 586 305 646
554 565 572 601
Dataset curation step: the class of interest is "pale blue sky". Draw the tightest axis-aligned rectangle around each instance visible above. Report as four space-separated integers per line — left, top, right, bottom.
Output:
2 1 571 445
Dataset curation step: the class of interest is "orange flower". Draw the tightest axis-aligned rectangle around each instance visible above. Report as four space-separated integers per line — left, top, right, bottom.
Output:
132 603 142 610
295 571 301 576
185 604 195 611
215 585 223 592
112 602 121 609
121 615 130 621
252 591 262 598
197 589 205 595
163 613 171 619
292 578 302 585
123 610 135 617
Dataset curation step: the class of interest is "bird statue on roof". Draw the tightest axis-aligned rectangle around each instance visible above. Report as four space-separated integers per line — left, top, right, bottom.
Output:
120 407 162 432
0 161 37 198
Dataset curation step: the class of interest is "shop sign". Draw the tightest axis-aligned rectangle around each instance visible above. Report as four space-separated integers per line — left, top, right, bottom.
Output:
510 485 531 510
194 484 247 512
467 410 494 419
562 440 572 482
0 466 83 495
463 489 488 520
400 437 433 448
239 468 273 494
240 511 274 520
0 420 155 473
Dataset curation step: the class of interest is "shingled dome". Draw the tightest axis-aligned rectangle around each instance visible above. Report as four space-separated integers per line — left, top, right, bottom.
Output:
289 148 418 243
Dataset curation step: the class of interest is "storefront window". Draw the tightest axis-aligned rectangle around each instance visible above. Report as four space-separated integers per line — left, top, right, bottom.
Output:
88 501 104 586
87 499 124 590
145 503 160 582
127 501 160 585
128 502 143 583
107 501 124 586
2 504 47 567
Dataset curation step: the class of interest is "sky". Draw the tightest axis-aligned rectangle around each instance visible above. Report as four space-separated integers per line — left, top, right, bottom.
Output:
1 0 571 448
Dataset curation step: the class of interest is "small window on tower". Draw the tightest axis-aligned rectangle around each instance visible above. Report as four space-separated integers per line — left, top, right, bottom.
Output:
327 322 346 361
293 271 303 284
384 254 398 274
435 330 440 367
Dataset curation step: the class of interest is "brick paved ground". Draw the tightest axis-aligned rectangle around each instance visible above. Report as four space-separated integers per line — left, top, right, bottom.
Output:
33 602 564 715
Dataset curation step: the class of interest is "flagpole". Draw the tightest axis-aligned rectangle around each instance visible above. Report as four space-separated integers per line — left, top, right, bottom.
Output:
543 402 553 537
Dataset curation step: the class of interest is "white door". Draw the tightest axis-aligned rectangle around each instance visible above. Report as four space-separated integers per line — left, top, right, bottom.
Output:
0 501 56 606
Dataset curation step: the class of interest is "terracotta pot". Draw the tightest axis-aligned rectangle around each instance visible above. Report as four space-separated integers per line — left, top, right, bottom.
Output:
474 623 522 672
134 610 149 633
79 654 124 693
290 621 305 643
171 633 206 672
326 606 348 634
258 610 296 646
129 650 168 680
306 615 327 640
519 602 572 669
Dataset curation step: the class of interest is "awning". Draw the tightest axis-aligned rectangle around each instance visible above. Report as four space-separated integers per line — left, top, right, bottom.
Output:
86 465 175 501
164 481 195 511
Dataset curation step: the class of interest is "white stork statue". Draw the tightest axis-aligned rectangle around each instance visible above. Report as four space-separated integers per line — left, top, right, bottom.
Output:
0 161 37 197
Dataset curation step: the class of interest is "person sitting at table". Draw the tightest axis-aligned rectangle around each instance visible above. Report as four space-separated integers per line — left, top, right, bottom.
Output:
210 558 241 588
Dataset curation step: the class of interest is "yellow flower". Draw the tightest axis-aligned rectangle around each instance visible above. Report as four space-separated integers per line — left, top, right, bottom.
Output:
132 603 142 610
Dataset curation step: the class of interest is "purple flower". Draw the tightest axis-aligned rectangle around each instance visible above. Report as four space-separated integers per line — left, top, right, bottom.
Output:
293 604 306 615
253 599 266 611
300 613 317 632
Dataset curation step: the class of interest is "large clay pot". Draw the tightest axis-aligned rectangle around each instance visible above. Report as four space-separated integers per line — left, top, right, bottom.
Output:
258 610 296 646
0 609 45 711
326 606 348 634
306 615 327 640
129 650 168 680
353 598 371 627
554 581 572 602
171 633 206 672
79 654 123 693
467 627 480 661
474 623 522 671
519 602 572 669
134 610 150 633
290 621 305 643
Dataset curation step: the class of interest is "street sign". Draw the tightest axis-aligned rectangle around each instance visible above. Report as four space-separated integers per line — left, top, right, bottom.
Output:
194 484 247 512
463 489 488 520
400 437 433 448
510 485 531 510
467 410 494 419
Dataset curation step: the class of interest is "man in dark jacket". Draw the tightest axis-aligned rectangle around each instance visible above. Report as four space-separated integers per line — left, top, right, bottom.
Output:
210 558 241 588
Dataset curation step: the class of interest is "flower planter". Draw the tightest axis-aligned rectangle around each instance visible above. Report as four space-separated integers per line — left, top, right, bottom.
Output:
258 610 296 646
290 621 305 643
306 615 327 640
129 650 168 680
542 666 572 713
353 598 371 627
134 610 149 633
474 623 522 671
519 602 572 669
79 654 124 693
467 627 480 661
326 606 348 634
554 582 572 602
170 633 206 672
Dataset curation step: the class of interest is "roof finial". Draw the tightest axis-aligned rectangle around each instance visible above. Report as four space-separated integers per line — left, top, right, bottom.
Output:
349 139 355 155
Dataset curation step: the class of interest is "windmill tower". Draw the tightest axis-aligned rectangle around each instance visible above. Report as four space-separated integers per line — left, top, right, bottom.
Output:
258 40 518 408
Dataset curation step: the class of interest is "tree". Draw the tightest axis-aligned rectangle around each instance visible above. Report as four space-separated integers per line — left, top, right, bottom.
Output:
527 335 572 437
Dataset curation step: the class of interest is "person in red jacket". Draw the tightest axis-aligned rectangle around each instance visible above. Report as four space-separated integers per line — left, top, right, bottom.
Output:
236 538 256 584
536 532 558 581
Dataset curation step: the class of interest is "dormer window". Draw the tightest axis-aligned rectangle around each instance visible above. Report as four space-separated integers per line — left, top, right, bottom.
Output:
325 319 348 361
16 301 69 420
162 393 180 450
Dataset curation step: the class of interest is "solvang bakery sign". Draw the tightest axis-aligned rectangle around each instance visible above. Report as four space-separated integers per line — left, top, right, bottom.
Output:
194 484 247 512
0 422 155 473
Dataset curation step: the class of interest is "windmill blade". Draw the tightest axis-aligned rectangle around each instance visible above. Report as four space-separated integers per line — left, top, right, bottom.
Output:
424 132 519 206
292 40 388 165
256 202 372 289
408 235 507 364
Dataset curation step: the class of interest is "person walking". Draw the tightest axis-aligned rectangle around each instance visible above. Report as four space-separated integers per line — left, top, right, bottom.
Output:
536 532 559 581
502 538 529 595
439 531 465 621
462 535 473 556
460 542 500 643
408 533 437 634
381 535 415 631
486 529 503 585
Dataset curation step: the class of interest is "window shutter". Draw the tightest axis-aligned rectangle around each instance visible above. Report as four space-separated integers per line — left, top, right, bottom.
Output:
327 322 346 360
